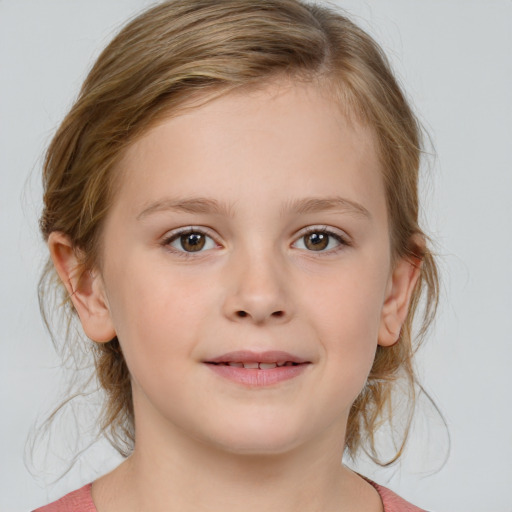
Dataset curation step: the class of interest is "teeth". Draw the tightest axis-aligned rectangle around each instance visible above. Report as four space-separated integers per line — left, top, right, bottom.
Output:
242 362 259 369
222 361 298 369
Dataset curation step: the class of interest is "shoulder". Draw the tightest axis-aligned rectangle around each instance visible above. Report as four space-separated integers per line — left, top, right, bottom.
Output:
32 483 96 512
366 479 427 512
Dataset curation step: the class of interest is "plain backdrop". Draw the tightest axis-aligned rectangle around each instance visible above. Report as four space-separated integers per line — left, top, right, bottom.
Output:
1 1 511 511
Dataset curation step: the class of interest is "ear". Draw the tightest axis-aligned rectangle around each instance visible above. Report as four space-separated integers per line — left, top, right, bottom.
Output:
378 255 421 347
48 232 116 343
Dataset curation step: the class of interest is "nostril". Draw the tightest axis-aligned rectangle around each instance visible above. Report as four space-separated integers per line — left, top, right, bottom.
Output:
234 310 284 319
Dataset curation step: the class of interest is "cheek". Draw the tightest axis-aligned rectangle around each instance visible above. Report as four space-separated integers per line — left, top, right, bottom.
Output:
103 258 216 382
303 257 388 392
309 260 387 342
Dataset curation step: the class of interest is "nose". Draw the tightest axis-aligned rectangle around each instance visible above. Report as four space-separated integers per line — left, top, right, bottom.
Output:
222 247 293 325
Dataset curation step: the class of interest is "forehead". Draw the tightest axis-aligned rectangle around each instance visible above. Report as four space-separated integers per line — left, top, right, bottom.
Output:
113 79 385 220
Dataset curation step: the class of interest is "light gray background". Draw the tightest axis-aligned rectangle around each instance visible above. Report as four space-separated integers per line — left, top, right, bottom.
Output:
1 1 511 511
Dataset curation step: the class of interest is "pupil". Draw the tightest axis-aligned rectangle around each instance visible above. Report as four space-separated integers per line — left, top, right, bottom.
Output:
306 233 328 251
181 233 205 252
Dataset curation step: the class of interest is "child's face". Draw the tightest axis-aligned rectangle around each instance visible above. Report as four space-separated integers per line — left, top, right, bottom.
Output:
89 80 411 454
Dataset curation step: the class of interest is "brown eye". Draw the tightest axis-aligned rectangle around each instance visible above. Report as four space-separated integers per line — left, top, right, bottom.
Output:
303 232 329 251
180 233 206 252
293 229 346 253
166 229 216 254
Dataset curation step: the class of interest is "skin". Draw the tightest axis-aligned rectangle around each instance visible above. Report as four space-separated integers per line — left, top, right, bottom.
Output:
50 79 420 512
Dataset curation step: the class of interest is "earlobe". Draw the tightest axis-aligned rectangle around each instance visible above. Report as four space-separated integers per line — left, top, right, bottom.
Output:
48 232 116 343
378 255 421 347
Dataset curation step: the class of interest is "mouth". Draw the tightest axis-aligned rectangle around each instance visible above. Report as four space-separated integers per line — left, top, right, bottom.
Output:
207 361 303 369
205 350 310 367
204 351 311 386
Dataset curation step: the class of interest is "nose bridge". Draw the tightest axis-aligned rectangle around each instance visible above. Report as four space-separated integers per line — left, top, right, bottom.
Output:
223 237 292 324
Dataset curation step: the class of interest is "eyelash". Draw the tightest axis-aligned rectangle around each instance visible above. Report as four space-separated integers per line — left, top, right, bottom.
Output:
161 227 218 259
296 227 350 254
161 226 350 259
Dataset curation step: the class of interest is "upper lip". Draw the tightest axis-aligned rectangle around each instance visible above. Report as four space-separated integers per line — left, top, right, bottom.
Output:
205 350 310 364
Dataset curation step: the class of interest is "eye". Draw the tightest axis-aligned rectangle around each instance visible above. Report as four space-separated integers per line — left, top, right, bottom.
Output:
293 228 347 253
164 228 217 254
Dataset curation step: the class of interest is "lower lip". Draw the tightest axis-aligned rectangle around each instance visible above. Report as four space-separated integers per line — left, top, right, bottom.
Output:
205 363 309 387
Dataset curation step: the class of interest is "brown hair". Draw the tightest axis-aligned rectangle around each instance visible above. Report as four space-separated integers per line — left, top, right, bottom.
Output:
39 0 440 464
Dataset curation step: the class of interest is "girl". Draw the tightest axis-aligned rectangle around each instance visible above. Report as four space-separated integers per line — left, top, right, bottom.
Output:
34 0 439 510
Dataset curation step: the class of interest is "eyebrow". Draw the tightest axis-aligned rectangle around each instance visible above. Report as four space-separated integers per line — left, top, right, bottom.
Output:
136 195 371 220
137 197 235 220
282 196 371 219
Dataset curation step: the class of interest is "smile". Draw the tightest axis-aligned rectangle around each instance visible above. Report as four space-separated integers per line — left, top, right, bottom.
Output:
204 351 310 386
209 361 301 369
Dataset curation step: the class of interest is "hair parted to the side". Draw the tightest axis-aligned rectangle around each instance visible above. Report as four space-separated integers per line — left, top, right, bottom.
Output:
39 0 440 464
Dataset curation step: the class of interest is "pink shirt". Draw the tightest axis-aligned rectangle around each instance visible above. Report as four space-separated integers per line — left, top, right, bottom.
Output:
32 481 426 511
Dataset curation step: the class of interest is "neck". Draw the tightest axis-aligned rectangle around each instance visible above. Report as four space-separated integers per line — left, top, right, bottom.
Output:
139 432 343 510
92 392 382 512
93 424 375 512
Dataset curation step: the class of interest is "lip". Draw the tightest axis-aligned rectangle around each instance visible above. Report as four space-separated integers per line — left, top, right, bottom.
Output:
204 350 311 387
205 350 309 365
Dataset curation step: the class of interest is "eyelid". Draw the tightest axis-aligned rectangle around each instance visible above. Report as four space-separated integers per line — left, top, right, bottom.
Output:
160 224 351 257
296 225 350 239
292 225 351 252
161 226 221 256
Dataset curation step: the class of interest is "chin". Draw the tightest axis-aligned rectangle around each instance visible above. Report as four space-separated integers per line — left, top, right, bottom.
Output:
198 416 307 456
213 436 303 457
